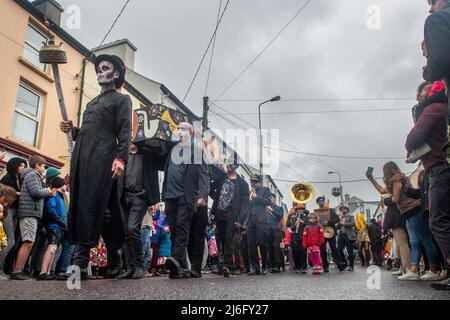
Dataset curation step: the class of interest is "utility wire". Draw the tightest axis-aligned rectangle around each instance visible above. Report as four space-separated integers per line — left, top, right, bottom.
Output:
267 147 405 160
213 98 416 102
209 107 412 116
215 0 313 100
76 0 132 77
204 0 223 97
182 0 231 103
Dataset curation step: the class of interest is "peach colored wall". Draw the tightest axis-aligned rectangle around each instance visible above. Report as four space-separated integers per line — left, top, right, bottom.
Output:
0 0 85 174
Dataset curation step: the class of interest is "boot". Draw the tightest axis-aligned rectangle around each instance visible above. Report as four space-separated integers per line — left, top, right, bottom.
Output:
117 268 135 280
131 267 144 280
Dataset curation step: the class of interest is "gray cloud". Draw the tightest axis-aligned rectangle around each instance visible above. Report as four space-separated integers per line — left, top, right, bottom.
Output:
59 0 431 208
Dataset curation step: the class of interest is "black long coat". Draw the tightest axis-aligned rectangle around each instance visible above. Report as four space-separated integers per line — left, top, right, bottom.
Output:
68 90 132 248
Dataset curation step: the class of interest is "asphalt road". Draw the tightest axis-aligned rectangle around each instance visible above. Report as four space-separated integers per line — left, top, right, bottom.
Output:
0 266 449 300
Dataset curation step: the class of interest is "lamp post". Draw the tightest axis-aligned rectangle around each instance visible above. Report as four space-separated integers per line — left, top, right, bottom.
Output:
329 171 344 204
259 96 281 185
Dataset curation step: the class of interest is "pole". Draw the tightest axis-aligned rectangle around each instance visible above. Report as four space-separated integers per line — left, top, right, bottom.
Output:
259 102 264 185
203 96 209 131
52 64 74 159
338 172 344 205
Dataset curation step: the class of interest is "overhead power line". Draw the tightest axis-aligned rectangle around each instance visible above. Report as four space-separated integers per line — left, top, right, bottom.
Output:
213 98 416 102
266 147 405 160
204 0 223 97
209 107 412 116
182 0 231 103
215 0 313 100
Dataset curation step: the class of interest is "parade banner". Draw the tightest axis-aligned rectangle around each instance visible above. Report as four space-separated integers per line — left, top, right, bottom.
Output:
132 104 190 151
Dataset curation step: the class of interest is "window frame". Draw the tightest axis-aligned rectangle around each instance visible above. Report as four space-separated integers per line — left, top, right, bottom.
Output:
23 23 49 72
12 82 44 147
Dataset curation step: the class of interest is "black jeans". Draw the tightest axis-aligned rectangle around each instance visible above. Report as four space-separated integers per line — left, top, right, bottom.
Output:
371 240 383 266
246 217 268 272
216 218 237 270
72 209 121 270
240 233 250 271
290 236 307 270
320 236 342 270
338 234 355 268
187 206 208 273
267 228 283 269
165 196 193 269
121 192 148 270
429 167 450 267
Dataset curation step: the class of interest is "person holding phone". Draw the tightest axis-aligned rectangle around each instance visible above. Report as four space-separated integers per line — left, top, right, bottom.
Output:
366 163 440 281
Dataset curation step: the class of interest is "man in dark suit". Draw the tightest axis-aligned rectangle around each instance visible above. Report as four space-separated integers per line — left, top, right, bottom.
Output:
422 0 450 291
162 123 210 279
246 174 272 276
267 193 284 273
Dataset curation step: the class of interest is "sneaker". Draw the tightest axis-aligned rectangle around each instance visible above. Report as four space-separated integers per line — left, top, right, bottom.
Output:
391 269 404 276
10 271 32 281
36 273 50 281
117 269 135 280
221 266 231 278
131 267 145 280
398 271 420 281
302 269 307 274
430 278 450 291
420 271 441 281
347 266 354 272
0 272 8 281
261 268 268 276
247 270 260 276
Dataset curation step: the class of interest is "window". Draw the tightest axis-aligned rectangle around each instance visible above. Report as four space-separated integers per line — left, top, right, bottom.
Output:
23 24 48 71
12 83 43 146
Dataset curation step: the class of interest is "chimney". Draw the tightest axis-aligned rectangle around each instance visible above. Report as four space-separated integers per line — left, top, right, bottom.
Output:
32 0 64 26
93 39 137 70
344 194 350 202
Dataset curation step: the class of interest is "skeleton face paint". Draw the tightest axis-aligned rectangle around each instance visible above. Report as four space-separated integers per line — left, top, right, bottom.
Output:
176 122 193 146
97 61 119 87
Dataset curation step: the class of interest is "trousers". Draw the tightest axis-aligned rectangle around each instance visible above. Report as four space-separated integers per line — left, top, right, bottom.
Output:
187 206 208 273
246 217 268 272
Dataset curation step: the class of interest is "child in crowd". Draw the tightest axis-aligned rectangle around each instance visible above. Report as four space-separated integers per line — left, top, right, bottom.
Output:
357 222 371 267
89 237 108 279
37 178 67 281
157 216 171 273
302 212 325 275
207 221 219 272
0 184 19 252
149 207 162 276
11 156 54 281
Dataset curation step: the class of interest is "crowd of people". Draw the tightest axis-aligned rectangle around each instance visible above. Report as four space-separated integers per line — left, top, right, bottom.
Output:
0 0 448 292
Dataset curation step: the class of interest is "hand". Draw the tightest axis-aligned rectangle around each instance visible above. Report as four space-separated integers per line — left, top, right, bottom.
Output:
163 226 170 233
235 222 242 230
266 206 273 212
197 197 207 207
112 159 125 180
50 189 57 197
365 169 373 179
60 120 74 134
250 191 257 199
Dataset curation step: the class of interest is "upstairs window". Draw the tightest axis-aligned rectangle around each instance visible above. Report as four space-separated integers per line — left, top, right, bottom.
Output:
23 24 48 72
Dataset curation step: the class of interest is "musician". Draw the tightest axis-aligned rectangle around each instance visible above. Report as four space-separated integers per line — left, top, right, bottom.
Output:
246 174 272 276
316 197 346 272
287 203 309 273
336 204 357 272
267 193 284 273
209 162 250 277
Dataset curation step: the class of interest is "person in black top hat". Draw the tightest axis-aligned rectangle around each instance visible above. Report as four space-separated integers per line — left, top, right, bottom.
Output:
246 174 272 276
59 54 132 280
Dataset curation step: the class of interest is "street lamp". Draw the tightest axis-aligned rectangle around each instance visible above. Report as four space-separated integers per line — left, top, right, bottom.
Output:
259 96 281 185
329 171 344 204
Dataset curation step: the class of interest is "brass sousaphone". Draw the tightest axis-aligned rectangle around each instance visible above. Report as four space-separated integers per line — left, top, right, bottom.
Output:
289 182 316 204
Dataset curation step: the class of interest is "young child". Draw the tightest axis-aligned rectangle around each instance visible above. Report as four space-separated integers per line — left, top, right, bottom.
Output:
11 156 54 281
207 221 219 273
37 177 67 281
357 221 371 267
302 212 325 275
156 211 171 276
0 184 19 252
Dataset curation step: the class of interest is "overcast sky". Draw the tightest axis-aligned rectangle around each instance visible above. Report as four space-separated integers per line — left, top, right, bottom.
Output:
57 0 432 209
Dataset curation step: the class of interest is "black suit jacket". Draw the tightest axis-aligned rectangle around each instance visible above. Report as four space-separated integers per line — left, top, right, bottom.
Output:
424 3 450 82
162 143 210 211
210 172 250 224
248 186 272 224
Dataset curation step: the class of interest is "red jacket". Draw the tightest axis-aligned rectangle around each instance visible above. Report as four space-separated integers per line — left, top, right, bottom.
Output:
302 224 325 248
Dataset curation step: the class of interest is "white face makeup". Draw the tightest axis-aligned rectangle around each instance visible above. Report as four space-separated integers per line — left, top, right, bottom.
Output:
174 122 193 146
97 60 119 87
